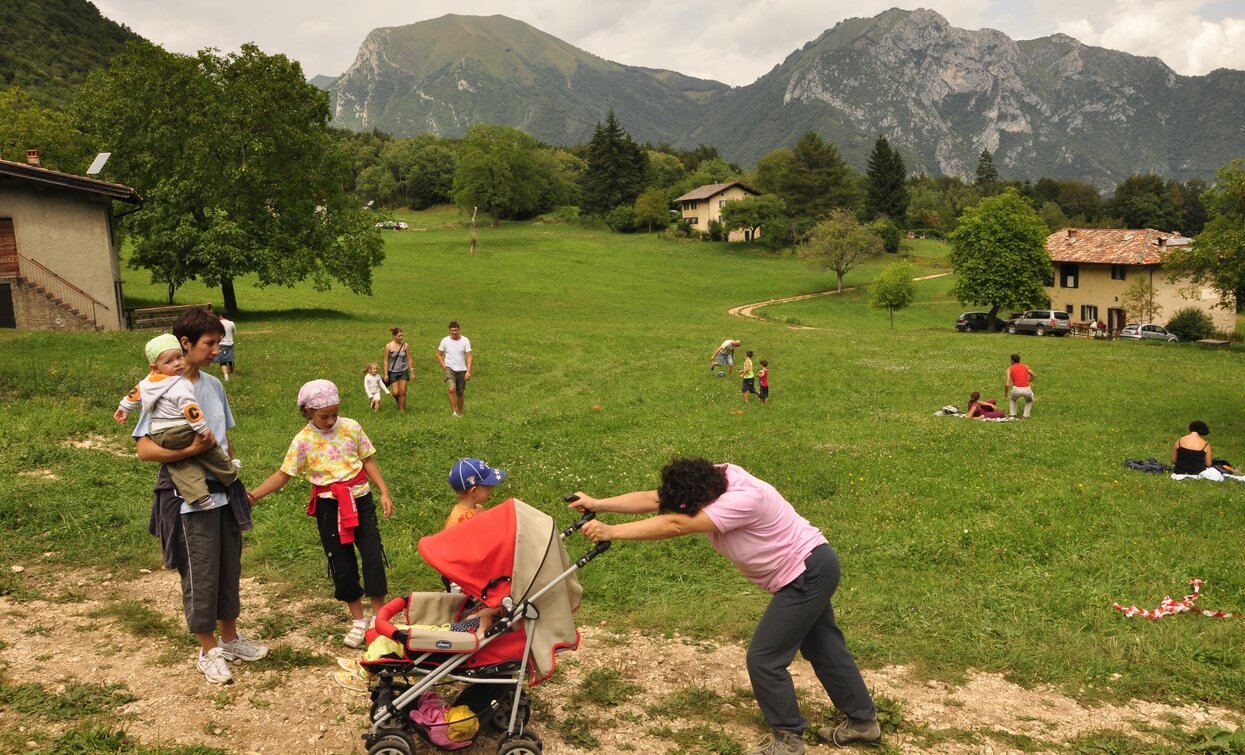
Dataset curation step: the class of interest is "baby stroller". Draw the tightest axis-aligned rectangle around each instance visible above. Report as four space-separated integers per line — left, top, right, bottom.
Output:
361 498 609 755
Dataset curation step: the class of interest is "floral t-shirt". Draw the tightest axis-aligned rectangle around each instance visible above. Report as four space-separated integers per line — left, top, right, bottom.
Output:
280 417 374 498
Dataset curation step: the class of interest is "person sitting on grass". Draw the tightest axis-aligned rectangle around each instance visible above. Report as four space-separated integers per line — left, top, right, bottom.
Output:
248 379 395 650
966 391 1005 419
1172 421 1214 475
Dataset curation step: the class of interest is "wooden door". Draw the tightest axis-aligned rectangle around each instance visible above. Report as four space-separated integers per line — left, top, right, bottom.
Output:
0 218 16 277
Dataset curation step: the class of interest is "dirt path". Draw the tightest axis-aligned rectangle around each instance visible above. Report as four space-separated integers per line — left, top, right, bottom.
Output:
728 273 952 329
2 564 1240 754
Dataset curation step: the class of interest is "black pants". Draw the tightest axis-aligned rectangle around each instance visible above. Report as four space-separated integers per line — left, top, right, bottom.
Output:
746 544 876 733
174 506 242 634
314 493 387 603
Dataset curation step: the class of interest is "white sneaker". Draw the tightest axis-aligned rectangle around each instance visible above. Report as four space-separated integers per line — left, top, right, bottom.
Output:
197 647 233 684
219 633 268 662
343 619 368 648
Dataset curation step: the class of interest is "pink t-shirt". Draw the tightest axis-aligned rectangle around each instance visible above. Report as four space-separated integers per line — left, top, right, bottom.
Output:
701 465 828 593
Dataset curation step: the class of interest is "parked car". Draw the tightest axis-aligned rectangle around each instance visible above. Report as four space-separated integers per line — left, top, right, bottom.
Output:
375 220 408 230
955 312 1008 332
1006 309 1072 336
1119 324 1178 343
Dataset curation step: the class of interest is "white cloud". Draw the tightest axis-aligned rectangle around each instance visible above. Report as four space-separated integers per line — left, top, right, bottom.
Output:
92 0 1243 85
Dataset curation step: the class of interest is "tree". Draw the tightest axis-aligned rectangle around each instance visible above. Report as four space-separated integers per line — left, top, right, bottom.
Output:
384 136 457 209
948 189 1052 329
1165 307 1215 342
975 149 998 189
1164 161 1245 309
870 260 917 328
1109 173 1185 231
803 210 885 293
633 188 671 233
872 218 902 253
75 42 383 312
1121 276 1163 323
452 124 546 225
0 87 95 173
719 194 785 241
865 136 908 221
581 110 648 215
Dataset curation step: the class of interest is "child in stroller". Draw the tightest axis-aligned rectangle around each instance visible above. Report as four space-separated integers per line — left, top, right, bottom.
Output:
356 497 609 755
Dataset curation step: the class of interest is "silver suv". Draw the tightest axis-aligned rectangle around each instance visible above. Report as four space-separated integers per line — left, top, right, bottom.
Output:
1007 309 1071 336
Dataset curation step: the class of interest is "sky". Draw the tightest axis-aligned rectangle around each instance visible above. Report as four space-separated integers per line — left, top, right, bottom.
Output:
92 0 1245 86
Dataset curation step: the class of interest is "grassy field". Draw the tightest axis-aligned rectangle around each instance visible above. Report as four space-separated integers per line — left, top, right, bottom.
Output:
2 207 1243 720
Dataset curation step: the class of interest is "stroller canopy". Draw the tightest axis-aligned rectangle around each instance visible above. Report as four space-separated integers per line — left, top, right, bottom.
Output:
419 498 583 682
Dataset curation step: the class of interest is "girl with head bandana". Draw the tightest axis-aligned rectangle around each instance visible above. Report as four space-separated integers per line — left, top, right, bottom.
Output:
249 379 395 648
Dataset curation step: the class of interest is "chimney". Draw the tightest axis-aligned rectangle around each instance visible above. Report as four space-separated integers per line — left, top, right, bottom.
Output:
1157 237 1166 247
25 149 40 167
1066 229 1077 239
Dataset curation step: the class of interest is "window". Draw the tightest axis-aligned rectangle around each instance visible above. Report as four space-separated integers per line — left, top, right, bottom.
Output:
719 200 727 208
1081 305 1098 321
1060 263 1079 289
1065 305 1074 315
1111 264 1126 280
688 217 698 225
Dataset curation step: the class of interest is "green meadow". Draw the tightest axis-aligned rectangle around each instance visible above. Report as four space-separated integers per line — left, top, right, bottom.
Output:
2 207 1242 713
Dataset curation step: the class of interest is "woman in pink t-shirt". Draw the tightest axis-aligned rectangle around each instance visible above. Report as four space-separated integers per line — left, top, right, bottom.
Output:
573 458 880 752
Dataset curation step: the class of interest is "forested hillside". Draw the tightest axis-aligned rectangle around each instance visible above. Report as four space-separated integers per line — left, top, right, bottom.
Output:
0 0 141 108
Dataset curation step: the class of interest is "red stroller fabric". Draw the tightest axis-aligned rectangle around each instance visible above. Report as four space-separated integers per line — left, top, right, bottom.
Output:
419 499 517 609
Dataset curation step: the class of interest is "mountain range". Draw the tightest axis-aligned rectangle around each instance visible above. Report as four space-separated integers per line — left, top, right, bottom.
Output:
321 9 1245 187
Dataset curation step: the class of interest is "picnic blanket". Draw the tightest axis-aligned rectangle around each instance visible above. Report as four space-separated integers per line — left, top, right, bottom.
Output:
1124 458 1171 474
933 405 1017 422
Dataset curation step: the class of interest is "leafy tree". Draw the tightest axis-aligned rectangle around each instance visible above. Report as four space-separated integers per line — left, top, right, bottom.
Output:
1038 201 1070 232
1109 173 1185 231
355 163 399 207
1180 178 1209 236
581 110 648 215
385 136 457 209
870 260 917 328
719 194 785 241
1163 160 1245 309
865 136 908 221
75 42 383 312
1121 276 1163 323
948 189 1052 329
604 204 638 233
533 147 584 211
633 188 671 233
752 133 859 245
975 149 999 189
803 209 885 293
1165 307 1215 342
0 87 96 172
644 150 687 192
452 124 546 225
872 217 902 253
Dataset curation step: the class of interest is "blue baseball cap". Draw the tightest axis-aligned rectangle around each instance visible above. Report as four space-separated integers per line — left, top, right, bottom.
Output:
448 458 506 492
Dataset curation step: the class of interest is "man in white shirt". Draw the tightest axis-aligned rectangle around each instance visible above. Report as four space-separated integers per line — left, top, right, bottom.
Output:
437 321 473 417
710 339 742 376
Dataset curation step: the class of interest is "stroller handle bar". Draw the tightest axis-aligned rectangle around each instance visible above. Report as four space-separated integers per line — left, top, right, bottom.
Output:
563 495 612 556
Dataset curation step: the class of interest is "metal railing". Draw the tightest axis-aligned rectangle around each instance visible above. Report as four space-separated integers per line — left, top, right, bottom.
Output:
16 253 108 327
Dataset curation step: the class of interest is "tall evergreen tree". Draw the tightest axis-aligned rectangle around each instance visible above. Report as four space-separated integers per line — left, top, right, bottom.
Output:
865 135 908 221
581 110 648 216
975 149 999 187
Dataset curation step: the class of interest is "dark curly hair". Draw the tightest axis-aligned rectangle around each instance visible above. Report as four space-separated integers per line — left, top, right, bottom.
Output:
657 457 727 515
1189 420 1210 436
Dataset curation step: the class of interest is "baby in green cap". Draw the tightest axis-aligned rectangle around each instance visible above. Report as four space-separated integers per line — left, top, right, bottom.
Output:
115 333 238 506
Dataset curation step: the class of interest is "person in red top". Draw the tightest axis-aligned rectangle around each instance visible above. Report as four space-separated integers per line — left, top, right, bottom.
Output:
1005 353 1036 418
757 360 770 404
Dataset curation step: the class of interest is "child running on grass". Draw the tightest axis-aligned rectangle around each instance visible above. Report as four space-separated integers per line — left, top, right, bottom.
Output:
115 333 239 507
248 379 394 649
363 362 390 411
757 360 770 404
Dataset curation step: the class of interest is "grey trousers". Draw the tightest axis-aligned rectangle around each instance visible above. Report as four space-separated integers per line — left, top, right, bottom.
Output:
1008 386 1034 418
746 544 876 734
175 506 243 634
152 424 238 504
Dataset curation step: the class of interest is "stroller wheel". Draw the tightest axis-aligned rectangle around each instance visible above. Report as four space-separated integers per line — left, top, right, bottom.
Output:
367 730 416 755
489 691 531 733
497 732 542 755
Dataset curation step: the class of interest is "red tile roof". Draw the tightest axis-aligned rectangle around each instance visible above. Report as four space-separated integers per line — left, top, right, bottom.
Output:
1045 228 1189 266
0 158 140 203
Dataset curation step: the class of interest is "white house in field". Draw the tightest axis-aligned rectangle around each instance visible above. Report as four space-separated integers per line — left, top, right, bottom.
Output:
674 181 762 241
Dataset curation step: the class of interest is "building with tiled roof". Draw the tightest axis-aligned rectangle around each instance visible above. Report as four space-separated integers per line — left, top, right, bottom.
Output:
1 152 142 331
673 181 761 241
1044 228 1232 334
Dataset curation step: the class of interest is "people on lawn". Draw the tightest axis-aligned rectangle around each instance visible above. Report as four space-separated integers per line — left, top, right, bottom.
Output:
248 379 394 650
1172 421 1214 475
132 308 267 685
711 338 742 376
740 350 761 403
437 320 473 417
966 391 1005 419
757 360 770 404
572 457 881 754
213 309 237 381
382 326 413 412
1005 353 1036 418
363 362 390 411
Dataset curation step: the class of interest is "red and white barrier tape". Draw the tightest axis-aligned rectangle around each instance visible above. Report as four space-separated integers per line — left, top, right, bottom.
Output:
1113 578 1238 620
